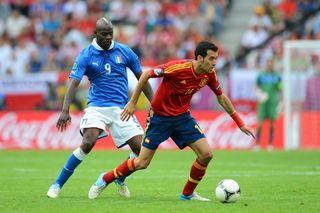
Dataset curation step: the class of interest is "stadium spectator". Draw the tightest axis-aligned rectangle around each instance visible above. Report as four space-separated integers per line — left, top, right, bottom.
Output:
0 0 318 111
5 8 30 40
304 59 320 110
0 0 231 79
241 19 269 69
255 58 282 151
0 35 13 76
248 5 273 32
88 41 254 201
47 17 154 199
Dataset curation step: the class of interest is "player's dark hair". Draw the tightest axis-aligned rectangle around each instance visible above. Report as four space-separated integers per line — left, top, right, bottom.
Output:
194 41 219 59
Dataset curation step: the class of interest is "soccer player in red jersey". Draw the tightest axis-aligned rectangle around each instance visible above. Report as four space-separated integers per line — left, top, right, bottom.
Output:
88 41 255 201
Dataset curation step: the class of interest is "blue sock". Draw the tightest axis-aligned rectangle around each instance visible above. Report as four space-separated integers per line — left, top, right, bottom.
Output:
116 152 137 183
55 149 85 187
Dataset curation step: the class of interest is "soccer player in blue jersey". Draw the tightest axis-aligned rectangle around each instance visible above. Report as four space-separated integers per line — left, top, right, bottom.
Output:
47 17 153 199
88 41 255 201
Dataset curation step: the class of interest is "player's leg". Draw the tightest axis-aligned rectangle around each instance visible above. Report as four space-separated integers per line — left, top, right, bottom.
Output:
114 135 142 198
106 109 144 197
47 128 101 198
255 119 263 150
89 109 168 199
268 120 275 151
180 138 212 201
256 103 266 151
88 146 156 199
115 134 142 182
171 113 211 201
267 103 278 151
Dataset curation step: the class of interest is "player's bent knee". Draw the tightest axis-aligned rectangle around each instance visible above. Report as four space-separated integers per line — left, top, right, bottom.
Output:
80 140 96 153
135 158 150 170
199 151 213 164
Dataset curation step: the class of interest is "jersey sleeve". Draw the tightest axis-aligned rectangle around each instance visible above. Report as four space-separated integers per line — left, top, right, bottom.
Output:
126 47 142 74
69 52 88 81
207 70 223 96
149 61 180 78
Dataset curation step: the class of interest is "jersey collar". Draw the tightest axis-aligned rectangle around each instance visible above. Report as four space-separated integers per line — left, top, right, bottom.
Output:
92 38 114 51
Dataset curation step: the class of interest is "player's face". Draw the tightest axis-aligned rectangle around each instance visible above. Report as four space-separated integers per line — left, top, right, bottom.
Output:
266 59 273 72
199 50 218 74
96 25 113 50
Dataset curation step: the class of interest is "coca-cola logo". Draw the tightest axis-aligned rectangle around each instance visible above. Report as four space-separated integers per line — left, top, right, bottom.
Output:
0 112 82 149
0 112 257 150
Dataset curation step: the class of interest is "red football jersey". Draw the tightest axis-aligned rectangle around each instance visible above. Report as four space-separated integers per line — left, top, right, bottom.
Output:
149 59 223 116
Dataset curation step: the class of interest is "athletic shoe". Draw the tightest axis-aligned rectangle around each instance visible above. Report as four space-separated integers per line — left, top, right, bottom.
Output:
47 183 61 198
180 192 211 201
114 179 131 198
88 173 107 199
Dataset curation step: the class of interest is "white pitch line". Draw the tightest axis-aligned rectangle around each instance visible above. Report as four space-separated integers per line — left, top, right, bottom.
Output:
1 170 319 180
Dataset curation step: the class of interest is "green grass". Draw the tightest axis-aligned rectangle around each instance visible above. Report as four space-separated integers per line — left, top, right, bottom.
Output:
0 150 319 213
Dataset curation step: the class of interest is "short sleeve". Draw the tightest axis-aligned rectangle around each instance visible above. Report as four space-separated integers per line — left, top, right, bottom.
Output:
207 71 223 96
126 48 142 74
69 53 88 81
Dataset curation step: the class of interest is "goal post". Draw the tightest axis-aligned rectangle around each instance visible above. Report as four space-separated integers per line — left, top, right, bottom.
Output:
283 40 320 150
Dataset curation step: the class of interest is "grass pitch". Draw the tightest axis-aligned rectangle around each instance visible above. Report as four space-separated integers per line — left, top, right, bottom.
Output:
0 150 319 213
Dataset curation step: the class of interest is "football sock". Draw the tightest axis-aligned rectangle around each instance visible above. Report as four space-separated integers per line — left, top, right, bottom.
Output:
269 126 274 145
116 152 137 183
182 158 208 196
256 126 262 144
103 158 136 184
55 148 86 187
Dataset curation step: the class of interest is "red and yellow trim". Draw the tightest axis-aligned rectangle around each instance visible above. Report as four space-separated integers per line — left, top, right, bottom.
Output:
193 160 207 171
165 62 191 73
188 177 200 184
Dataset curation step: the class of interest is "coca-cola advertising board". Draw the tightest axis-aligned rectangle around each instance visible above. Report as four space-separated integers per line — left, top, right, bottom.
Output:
0 111 286 150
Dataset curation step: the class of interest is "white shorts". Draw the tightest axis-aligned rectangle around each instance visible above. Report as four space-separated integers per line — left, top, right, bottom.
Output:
80 106 144 148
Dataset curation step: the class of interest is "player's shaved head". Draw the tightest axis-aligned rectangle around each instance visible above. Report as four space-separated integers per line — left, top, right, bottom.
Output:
96 17 113 31
94 17 114 50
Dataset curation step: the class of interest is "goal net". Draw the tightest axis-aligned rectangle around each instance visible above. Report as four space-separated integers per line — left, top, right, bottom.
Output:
283 40 320 150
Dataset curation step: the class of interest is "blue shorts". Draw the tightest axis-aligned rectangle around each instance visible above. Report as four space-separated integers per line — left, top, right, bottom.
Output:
142 110 205 150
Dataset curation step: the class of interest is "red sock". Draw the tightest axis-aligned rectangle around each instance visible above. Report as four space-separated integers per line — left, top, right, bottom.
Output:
103 158 136 184
182 159 208 196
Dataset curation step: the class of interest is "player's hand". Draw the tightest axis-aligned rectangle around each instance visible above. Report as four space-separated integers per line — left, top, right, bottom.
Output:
56 111 71 132
121 101 136 121
240 125 255 139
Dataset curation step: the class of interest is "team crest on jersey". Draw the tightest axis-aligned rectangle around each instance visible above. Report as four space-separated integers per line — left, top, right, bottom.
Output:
153 68 162 76
115 56 122 63
71 63 77 71
199 78 208 87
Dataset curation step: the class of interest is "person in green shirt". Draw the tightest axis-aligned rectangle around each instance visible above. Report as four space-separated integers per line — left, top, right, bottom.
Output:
255 58 282 151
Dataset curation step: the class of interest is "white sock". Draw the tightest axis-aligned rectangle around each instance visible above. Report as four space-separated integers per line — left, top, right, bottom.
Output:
73 147 86 161
129 152 137 159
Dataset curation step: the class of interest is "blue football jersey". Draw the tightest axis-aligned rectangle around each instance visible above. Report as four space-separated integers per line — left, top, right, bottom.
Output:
69 39 142 108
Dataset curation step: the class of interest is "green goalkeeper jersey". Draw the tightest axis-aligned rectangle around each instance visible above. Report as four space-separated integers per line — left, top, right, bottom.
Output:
256 71 282 104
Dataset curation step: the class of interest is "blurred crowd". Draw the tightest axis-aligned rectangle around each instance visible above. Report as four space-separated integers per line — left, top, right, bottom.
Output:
0 0 319 111
0 0 232 77
238 0 320 70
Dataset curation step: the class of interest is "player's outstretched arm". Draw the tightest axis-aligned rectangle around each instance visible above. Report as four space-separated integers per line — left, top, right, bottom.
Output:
121 71 151 121
216 93 255 139
56 78 80 132
135 72 154 102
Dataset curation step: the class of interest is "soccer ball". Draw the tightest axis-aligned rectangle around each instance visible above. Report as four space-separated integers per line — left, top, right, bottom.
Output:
215 179 240 203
